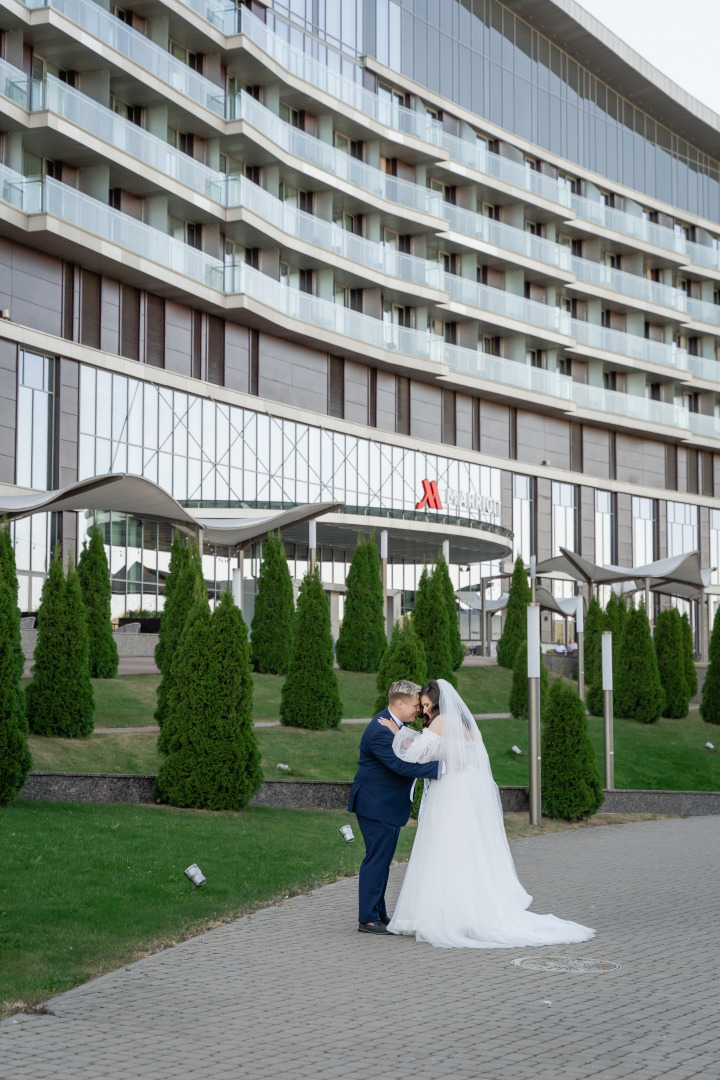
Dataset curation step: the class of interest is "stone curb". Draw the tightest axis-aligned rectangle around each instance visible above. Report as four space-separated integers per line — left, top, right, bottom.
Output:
16 773 720 815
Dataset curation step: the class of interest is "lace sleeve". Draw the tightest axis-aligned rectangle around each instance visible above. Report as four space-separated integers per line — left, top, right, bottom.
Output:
392 727 442 764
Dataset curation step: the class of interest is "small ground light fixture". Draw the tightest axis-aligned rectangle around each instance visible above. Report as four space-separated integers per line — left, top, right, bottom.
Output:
184 863 206 888
276 762 290 771
339 824 355 843
706 742 715 751
511 745 522 755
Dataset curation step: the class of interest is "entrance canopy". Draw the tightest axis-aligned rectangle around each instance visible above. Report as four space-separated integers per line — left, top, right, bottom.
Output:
536 547 712 599
0 474 342 550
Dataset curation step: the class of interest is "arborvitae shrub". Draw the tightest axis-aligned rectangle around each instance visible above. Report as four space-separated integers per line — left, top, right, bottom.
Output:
655 608 690 719
508 639 549 719
77 525 118 679
27 552 94 737
681 612 698 698
374 617 428 715
496 556 530 670
155 589 262 809
700 605 720 725
250 531 295 675
155 541 205 732
412 565 456 688
0 524 27 733
0 576 32 806
336 537 386 672
155 532 189 675
281 567 342 729
542 680 604 821
583 596 603 691
434 551 464 670
614 603 665 723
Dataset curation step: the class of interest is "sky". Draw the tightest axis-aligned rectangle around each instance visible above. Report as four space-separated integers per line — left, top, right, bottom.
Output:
573 0 720 116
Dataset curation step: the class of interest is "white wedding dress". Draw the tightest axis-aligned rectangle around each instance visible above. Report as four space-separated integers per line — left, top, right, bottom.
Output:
387 681 595 950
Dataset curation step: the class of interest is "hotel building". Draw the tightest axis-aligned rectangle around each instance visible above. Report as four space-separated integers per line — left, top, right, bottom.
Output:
1 0 719 650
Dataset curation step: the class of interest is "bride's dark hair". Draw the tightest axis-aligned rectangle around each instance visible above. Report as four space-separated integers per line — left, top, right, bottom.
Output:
419 680 441 728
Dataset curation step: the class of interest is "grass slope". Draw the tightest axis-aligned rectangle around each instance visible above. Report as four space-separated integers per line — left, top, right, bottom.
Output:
22 666 515 729
27 711 719 791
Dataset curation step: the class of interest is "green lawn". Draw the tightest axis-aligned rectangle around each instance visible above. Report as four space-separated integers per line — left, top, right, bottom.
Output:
26 709 719 791
21 666 516 729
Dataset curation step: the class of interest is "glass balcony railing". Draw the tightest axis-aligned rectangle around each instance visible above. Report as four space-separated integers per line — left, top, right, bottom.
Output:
572 320 688 371
2 164 718 433
687 296 720 327
20 0 224 115
236 6 444 147
441 132 573 207
686 241 720 271
224 176 444 289
443 275 572 335
686 354 720 383
444 204 571 270
570 256 685 311
232 91 445 219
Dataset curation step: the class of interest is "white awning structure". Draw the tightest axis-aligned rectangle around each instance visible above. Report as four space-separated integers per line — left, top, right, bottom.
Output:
0 474 342 549
536 547 713 598
455 586 578 617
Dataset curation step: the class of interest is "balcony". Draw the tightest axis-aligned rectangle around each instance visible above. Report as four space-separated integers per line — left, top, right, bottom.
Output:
572 320 688 372
20 0 224 115
443 276 572 336
570 256 685 312
444 204 571 271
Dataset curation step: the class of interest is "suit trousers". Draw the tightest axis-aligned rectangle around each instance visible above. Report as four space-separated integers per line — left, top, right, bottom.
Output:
356 815 402 924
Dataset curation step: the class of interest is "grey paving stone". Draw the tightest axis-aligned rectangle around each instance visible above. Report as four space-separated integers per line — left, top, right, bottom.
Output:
1 817 719 1080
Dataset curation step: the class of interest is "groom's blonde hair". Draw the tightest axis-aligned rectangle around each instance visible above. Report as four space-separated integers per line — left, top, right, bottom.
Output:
388 680 421 704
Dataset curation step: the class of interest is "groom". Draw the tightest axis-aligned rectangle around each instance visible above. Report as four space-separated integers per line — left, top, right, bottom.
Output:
348 680 441 936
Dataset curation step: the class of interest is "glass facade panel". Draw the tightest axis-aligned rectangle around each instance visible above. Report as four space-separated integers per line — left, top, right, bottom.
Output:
667 501 698 558
512 474 534 561
17 350 54 491
711 510 720 588
632 496 658 566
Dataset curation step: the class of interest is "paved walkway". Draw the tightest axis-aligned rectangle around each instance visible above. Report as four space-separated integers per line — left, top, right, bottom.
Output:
2 816 719 1080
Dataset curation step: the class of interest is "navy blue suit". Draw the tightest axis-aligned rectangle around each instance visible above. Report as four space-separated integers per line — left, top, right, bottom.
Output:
348 708 440 924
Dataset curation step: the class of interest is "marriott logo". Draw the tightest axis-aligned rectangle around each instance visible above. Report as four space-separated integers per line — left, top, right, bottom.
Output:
416 479 500 518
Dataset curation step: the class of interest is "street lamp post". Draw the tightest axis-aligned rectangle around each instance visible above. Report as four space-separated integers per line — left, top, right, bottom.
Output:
602 630 614 790
527 602 542 827
576 587 585 703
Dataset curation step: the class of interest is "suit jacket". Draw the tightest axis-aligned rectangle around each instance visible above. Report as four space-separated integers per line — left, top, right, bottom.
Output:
347 707 441 827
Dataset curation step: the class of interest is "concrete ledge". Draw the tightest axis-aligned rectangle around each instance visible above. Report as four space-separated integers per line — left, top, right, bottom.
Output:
19 774 720 816
21 630 161 660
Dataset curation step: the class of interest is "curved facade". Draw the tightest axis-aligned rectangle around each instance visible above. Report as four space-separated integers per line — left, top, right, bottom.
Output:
1 0 719 648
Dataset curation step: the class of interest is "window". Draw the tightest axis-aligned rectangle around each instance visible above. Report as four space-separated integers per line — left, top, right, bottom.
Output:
334 132 362 159
167 128 194 156
552 482 577 556
595 491 616 567
429 178 454 203
382 228 410 253
219 153 242 179
111 96 141 124
513 475 535 560
526 349 545 369
396 376 410 435
334 211 359 234
279 102 302 128
334 285 361 311
328 357 344 419
378 82 405 107
480 202 496 219
667 502 698 558
632 497 658 566
524 220 543 237
168 216 201 249
441 390 456 446
17 351 55 491
169 39 200 71
279 183 312 213
482 336 500 355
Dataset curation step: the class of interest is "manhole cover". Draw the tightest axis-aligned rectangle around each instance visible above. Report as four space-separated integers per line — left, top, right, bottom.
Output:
511 956 623 974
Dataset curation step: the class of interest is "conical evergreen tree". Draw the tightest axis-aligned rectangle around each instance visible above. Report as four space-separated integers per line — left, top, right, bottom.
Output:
155 540 206 731
583 595 604 692
605 591 627 676
374 617 428 715
0 574 32 806
0 524 27 733
542 680 604 821
508 638 549 719
412 564 456 688
336 537 386 672
156 588 263 809
680 612 698 698
26 552 94 737
281 566 342 729
154 531 189 674
700 605 720 725
77 525 118 679
434 551 464 670
655 608 690 719
250 531 295 675
614 602 665 723
496 556 530 670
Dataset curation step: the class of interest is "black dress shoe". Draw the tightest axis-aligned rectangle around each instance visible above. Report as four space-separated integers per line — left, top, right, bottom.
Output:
358 921 391 935
378 914 391 925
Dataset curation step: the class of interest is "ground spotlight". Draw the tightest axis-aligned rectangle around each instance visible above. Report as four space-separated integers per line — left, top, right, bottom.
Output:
184 863 206 888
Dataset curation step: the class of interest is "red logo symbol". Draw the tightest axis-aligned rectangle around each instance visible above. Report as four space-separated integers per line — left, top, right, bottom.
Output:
416 479 443 510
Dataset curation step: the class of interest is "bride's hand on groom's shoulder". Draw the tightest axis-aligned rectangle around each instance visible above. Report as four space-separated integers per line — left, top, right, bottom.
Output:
378 717 399 733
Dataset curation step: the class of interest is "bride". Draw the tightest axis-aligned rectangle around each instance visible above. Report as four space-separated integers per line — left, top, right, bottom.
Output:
378 678 595 950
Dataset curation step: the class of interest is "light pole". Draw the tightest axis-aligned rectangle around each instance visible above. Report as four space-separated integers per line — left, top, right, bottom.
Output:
602 630 614 790
527 602 542 827
576 586 585 702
